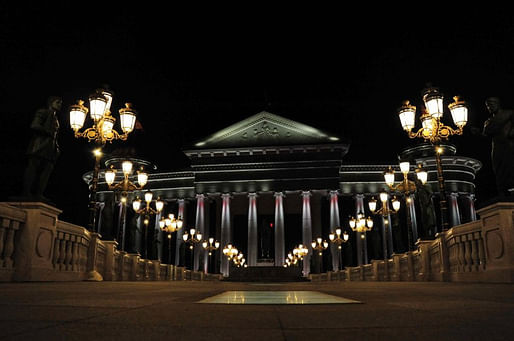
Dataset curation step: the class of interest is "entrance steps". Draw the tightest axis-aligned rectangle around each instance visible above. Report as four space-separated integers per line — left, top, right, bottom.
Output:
224 266 309 282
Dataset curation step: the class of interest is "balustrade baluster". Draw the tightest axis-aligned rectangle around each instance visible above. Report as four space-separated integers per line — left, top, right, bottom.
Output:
64 238 72 271
464 236 472 272
3 224 16 268
471 237 479 272
0 220 6 265
477 234 486 270
58 237 66 271
72 238 79 271
457 237 466 272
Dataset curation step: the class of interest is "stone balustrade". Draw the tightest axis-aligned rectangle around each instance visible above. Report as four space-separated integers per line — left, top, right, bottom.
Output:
309 202 514 284
0 202 217 282
0 203 25 281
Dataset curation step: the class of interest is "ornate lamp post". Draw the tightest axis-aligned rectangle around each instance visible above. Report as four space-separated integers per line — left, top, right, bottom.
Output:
397 86 468 231
233 252 246 268
223 244 238 261
368 192 401 263
311 238 328 256
202 238 220 256
182 228 202 269
159 213 183 264
132 191 164 259
202 237 220 273
69 87 137 231
104 160 148 249
384 162 428 250
348 211 374 266
329 228 349 270
348 213 374 237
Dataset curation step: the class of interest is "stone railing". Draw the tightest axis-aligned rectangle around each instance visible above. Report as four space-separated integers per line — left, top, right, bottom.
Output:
309 201 514 284
0 202 219 282
0 203 25 281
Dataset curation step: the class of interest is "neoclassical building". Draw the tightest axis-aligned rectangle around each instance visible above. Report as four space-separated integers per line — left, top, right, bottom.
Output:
91 111 482 276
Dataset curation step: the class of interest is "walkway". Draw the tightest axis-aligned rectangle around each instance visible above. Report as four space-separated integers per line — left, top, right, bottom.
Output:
0 281 512 340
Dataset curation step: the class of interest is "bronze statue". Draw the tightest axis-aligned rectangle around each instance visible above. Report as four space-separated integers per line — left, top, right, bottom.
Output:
483 97 514 197
21 96 62 202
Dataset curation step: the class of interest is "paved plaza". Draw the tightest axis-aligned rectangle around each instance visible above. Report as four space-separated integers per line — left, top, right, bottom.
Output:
0 280 512 340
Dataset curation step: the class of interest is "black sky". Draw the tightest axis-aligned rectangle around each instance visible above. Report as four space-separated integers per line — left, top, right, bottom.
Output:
2 4 513 225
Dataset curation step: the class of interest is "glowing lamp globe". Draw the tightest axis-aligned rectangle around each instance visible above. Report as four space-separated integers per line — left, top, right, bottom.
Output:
119 103 137 134
69 100 88 131
398 100 416 131
423 88 444 119
104 168 116 185
122 161 133 176
384 168 395 187
88 93 107 121
448 96 468 128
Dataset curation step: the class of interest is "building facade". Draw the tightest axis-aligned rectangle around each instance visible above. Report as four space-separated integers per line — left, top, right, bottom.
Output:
89 112 482 276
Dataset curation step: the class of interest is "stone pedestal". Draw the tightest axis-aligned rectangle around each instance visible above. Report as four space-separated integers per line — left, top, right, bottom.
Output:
8 202 61 282
477 202 514 282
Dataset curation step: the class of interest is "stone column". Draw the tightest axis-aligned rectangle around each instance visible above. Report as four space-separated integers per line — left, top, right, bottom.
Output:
96 202 105 236
381 216 389 259
461 193 477 222
194 194 206 272
449 192 461 228
135 216 142 255
302 191 313 276
329 191 341 271
175 199 185 267
355 194 368 265
116 202 127 251
408 194 419 246
247 193 258 267
274 192 285 267
154 212 162 262
220 193 232 277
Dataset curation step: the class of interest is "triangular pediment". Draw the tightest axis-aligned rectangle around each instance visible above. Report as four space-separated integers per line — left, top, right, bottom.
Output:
189 111 343 149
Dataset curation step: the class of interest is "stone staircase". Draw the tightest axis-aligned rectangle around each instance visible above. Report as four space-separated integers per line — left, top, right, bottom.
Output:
224 266 308 282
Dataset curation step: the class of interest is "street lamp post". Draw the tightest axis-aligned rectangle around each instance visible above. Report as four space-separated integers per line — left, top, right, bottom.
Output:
384 162 428 250
132 191 164 259
182 228 202 270
104 160 148 249
69 87 137 231
368 192 401 278
348 211 374 266
397 86 468 231
311 238 329 256
159 213 183 264
202 238 220 273
329 229 349 270
311 238 328 273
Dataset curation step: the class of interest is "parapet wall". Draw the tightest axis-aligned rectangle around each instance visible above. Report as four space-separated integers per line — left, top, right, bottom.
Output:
0 202 221 282
310 202 514 283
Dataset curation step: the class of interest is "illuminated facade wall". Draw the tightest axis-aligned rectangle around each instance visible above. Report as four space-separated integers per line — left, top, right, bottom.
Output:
91 113 481 273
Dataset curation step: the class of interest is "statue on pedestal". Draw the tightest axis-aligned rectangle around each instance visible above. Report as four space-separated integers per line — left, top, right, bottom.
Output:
21 96 62 202
483 97 514 197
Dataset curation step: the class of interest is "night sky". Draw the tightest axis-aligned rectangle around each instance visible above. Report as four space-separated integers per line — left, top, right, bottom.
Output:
1 4 513 225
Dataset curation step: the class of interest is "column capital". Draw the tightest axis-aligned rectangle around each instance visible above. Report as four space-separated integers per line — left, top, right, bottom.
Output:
274 192 285 198
301 191 312 198
195 194 206 200
221 193 233 199
354 193 365 200
329 190 340 196
248 192 258 199
449 192 459 199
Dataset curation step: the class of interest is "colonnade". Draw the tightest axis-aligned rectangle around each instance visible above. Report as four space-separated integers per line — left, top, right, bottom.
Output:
97 190 477 276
